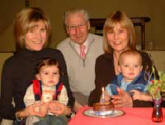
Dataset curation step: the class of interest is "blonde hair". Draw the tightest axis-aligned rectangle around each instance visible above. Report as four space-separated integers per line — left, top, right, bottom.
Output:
103 11 136 54
14 7 51 49
119 49 142 65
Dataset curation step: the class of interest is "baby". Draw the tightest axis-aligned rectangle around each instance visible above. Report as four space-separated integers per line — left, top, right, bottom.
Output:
24 57 68 125
105 50 152 101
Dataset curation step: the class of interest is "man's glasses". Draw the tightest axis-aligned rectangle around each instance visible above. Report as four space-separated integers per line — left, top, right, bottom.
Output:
67 23 87 31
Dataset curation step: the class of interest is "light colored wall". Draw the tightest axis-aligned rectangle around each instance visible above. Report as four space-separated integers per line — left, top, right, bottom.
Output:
0 0 25 51
147 51 165 72
0 0 165 50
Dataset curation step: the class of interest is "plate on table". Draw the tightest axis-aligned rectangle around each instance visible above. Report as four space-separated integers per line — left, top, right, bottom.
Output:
83 108 124 118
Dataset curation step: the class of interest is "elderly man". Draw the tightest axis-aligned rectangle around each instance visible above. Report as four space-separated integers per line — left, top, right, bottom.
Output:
57 8 103 110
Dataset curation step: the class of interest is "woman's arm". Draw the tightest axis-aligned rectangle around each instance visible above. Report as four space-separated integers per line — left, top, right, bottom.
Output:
89 54 115 106
48 101 71 116
15 102 48 120
112 88 153 107
55 50 75 108
130 90 152 101
0 60 15 120
15 108 29 120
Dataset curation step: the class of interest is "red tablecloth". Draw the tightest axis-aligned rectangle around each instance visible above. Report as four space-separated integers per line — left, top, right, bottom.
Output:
69 106 165 125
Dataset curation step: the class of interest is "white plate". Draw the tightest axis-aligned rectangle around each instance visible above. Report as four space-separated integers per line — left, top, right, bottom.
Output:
83 108 124 118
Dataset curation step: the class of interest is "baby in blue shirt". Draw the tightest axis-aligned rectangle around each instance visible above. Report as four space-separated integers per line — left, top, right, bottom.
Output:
105 50 152 101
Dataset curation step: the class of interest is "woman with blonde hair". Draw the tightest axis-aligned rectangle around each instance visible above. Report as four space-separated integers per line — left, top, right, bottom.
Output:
0 7 74 125
89 10 158 107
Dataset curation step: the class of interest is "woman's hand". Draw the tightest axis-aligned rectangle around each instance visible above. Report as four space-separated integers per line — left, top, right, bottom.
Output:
26 102 48 117
130 90 152 101
16 102 48 119
130 90 142 100
112 88 133 108
48 101 71 116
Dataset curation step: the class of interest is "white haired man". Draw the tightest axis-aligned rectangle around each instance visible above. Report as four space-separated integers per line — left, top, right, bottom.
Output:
57 8 103 111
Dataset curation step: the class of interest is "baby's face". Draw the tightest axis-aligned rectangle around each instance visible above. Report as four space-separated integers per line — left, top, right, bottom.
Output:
37 65 60 87
119 55 142 82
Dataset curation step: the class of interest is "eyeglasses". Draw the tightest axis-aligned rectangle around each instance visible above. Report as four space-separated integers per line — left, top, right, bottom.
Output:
67 23 87 31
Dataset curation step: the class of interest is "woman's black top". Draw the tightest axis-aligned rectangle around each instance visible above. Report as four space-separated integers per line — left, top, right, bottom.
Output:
0 48 75 120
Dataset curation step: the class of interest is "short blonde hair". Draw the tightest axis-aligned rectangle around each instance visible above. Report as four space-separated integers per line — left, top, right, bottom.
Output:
14 7 51 49
119 49 142 65
103 11 136 54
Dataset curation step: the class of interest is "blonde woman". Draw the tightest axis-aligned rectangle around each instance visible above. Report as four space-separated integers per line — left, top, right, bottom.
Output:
89 11 158 107
0 7 74 125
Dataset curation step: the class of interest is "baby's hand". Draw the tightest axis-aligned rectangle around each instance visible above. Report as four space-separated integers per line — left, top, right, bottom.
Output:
27 102 48 117
48 101 65 116
39 103 48 117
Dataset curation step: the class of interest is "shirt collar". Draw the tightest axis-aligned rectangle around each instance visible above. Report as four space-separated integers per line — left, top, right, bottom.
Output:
71 37 89 54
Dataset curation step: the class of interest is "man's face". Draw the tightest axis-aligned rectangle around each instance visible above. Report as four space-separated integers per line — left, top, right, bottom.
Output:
66 13 90 45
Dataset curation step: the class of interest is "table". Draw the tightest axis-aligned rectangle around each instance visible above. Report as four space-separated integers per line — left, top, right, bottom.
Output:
69 106 165 125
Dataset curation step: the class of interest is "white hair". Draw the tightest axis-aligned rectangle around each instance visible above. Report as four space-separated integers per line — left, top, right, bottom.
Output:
64 8 89 26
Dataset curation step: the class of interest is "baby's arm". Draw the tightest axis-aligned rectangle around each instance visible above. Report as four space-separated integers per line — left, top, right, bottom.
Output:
130 90 152 101
48 86 69 116
24 84 48 117
58 86 68 105
24 84 36 106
